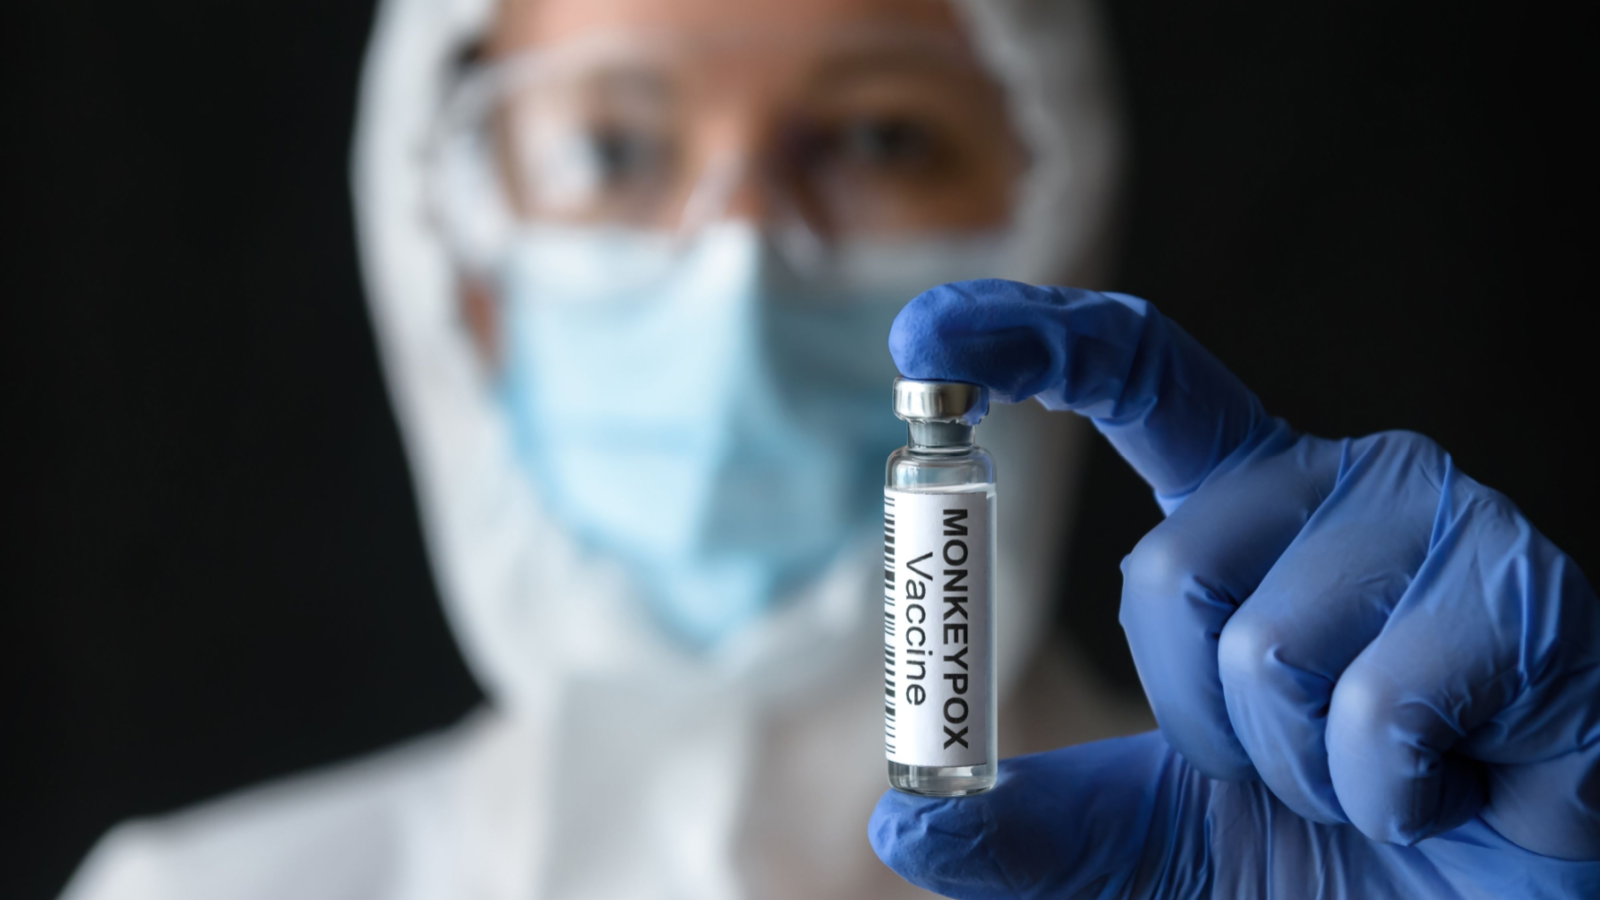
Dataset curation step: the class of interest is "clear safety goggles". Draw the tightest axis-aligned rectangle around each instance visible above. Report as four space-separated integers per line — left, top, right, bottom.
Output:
425 27 1027 276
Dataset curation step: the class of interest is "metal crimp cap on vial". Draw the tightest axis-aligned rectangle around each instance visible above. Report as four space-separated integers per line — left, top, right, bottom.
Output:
892 377 989 426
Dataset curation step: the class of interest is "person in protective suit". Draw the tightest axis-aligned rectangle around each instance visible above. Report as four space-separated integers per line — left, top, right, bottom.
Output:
59 0 1600 897
62 0 1146 897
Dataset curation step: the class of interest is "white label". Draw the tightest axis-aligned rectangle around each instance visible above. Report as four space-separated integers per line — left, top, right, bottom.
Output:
883 487 993 766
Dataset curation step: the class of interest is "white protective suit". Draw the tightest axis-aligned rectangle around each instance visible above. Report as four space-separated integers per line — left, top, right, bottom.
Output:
60 0 1150 897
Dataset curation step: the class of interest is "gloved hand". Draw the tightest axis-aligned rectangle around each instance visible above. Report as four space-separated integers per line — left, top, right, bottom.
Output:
871 281 1600 899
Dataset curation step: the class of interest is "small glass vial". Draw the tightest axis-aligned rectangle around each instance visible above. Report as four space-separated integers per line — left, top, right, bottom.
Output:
883 377 997 796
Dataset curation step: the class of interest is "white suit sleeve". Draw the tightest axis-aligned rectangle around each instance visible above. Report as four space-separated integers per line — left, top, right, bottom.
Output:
58 821 176 900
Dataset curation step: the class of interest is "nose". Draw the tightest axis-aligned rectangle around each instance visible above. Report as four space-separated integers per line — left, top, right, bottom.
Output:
681 152 776 233
723 159 774 224
679 113 779 232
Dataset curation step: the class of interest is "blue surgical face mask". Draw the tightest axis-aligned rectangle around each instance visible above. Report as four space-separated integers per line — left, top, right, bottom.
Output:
497 221 1003 647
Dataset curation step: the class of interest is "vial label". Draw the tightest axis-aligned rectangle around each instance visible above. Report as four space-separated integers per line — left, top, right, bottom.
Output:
883 487 992 767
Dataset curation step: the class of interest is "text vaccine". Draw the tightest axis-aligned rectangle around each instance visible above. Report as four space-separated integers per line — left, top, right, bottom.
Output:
884 377 997 796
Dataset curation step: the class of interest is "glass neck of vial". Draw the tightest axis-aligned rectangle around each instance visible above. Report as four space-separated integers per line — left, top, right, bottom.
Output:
907 421 974 452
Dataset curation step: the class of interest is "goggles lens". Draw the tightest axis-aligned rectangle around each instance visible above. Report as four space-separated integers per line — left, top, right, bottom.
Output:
430 29 1026 251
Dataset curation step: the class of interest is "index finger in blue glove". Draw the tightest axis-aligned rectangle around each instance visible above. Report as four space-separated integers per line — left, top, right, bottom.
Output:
891 282 1307 781
888 280 1272 507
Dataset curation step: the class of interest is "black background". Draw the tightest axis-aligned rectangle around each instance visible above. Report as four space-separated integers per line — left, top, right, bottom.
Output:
1 2 1591 898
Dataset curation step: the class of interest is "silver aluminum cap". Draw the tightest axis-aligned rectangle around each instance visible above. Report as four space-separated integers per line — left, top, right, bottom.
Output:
892 377 989 425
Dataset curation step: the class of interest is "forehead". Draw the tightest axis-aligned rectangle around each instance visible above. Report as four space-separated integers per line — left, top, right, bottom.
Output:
491 0 971 54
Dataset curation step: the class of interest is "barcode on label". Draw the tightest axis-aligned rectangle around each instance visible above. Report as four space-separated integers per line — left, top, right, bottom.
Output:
883 493 897 757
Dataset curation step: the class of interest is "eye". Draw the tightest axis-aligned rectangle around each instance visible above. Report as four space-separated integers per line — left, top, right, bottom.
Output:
835 117 941 170
586 125 672 185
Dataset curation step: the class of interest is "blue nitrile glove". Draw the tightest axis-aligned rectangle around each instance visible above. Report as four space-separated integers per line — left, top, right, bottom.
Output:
871 280 1600 899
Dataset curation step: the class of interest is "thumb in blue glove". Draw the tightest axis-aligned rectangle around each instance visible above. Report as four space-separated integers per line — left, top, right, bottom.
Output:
872 280 1600 898
872 732 1598 899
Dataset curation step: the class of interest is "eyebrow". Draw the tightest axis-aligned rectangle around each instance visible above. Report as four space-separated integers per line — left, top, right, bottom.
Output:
807 46 989 92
